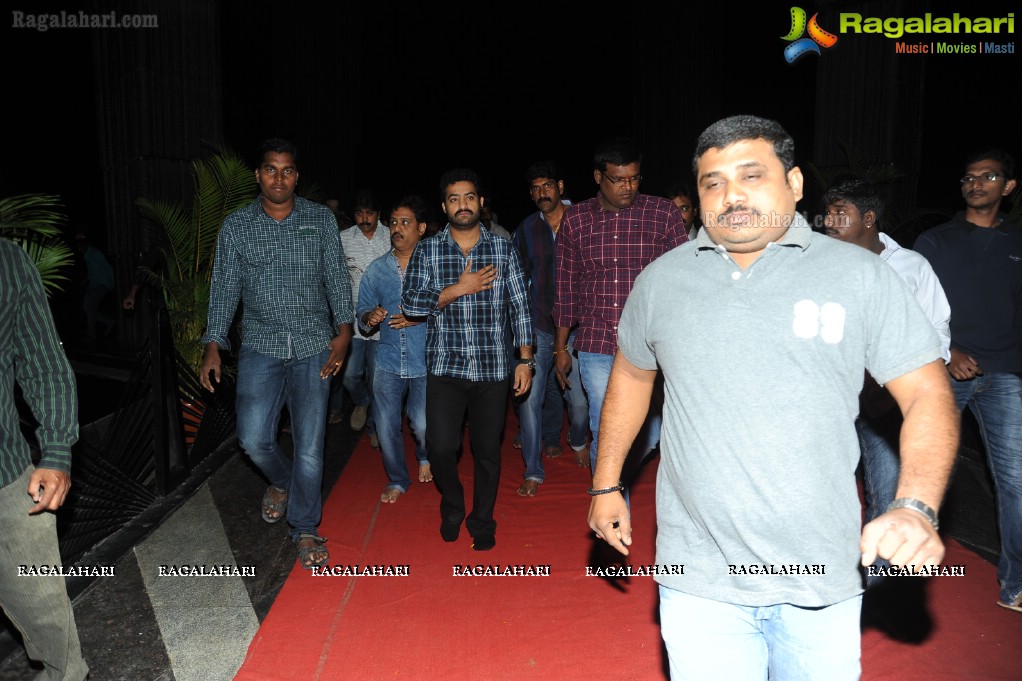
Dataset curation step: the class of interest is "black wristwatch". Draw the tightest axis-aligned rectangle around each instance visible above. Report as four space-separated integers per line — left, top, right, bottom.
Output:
518 358 536 371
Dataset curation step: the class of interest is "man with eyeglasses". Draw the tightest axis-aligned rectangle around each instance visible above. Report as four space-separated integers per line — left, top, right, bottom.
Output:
554 137 687 473
914 149 1022 614
336 189 392 444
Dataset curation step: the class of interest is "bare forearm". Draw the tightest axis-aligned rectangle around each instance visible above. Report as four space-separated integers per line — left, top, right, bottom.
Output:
891 361 959 510
554 326 570 354
592 354 656 487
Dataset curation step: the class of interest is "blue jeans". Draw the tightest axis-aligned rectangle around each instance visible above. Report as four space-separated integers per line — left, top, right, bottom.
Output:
519 329 556 482
659 586 861 681
373 367 427 492
335 337 377 433
520 330 592 481
856 409 902 586
236 345 331 539
0 467 89 681
515 333 588 454
578 351 660 471
951 372 1022 605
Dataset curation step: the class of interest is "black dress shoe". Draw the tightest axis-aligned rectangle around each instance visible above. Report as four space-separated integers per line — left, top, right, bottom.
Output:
440 520 460 542
471 535 495 551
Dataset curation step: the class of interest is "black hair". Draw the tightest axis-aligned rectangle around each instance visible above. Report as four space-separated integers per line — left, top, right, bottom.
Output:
965 149 1015 179
823 178 884 226
353 188 378 212
258 138 298 166
593 137 642 173
664 181 694 202
526 160 562 184
392 195 430 225
692 115 795 175
439 168 481 201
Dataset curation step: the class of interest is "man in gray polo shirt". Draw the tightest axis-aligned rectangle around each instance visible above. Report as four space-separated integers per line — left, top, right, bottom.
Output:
587 115 958 679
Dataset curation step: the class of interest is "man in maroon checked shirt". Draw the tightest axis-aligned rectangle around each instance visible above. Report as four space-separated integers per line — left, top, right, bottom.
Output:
553 137 688 473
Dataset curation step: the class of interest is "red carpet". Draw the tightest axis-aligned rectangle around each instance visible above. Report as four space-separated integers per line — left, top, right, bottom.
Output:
236 417 1022 681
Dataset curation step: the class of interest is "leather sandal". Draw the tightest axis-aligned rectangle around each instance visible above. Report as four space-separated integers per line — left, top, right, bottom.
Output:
295 533 329 570
261 485 288 523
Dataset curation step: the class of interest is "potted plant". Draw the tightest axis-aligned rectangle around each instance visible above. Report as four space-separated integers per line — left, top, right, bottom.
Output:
136 150 256 442
0 193 74 296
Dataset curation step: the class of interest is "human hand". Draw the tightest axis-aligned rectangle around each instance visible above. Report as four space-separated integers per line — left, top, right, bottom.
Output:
457 259 498 295
947 348 981 381
860 507 944 571
28 468 71 513
363 306 388 328
388 310 420 329
588 492 632 556
513 363 532 397
554 351 572 390
320 335 347 379
199 344 221 392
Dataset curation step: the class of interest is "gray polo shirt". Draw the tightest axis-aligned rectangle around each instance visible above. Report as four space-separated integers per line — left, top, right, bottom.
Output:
618 214 942 607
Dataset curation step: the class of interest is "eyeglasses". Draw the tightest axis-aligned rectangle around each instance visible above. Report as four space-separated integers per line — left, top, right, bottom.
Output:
602 173 642 187
960 172 1004 185
529 181 557 194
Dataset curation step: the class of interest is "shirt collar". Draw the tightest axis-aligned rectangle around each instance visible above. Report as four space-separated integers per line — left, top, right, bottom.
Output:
693 212 814 255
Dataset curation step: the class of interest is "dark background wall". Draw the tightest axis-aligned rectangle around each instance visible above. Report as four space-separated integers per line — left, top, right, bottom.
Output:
5 0 1021 337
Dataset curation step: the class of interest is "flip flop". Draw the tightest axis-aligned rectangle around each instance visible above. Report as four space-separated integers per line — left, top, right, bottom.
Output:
261 485 288 523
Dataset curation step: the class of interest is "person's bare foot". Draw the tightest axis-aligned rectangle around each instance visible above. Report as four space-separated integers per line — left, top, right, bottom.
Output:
517 479 540 497
574 449 590 469
545 445 563 458
380 487 402 503
418 463 433 483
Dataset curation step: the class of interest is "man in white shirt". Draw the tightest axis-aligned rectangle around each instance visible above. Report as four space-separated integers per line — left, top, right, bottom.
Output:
336 189 391 444
823 178 951 582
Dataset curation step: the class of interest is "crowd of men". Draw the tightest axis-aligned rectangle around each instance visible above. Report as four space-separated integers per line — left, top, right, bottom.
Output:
6 115 1018 679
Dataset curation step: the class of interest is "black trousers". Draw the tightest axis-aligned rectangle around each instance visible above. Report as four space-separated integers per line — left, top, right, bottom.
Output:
426 373 509 538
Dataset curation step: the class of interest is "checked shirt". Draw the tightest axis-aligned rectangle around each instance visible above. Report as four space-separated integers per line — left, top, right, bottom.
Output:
554 192 687 356
401 226 533 382
202 196 353 361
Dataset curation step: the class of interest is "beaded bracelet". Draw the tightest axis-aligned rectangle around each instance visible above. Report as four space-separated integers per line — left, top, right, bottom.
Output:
588 484 625 496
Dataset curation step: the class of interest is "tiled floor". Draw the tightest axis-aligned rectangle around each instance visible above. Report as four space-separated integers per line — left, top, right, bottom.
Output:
0 417 360 680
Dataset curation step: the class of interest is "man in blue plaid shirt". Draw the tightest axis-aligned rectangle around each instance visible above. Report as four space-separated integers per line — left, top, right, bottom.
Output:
402 168 534 551
200 138 353 570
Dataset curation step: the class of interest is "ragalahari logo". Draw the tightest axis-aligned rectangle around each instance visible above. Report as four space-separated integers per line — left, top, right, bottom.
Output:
781 7 838 63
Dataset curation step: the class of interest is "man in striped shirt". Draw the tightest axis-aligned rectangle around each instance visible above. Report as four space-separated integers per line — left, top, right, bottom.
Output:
0 239 89 680
402 168 534 551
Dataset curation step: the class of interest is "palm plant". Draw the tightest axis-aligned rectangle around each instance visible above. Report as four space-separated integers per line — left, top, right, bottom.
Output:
0 194 74 296
135 150 256 379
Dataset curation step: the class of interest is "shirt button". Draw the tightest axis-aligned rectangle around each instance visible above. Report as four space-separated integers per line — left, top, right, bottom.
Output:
614 235 618 239
614 279 618 283
613 303 618 307
731 271 741 281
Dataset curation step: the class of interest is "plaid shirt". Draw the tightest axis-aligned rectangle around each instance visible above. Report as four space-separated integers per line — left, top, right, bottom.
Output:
402 226 533 382
202 196 353 361
554 192 687 356
0 240 77 488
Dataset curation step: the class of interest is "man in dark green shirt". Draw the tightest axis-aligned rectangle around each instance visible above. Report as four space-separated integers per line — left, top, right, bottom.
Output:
0 238 89 680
